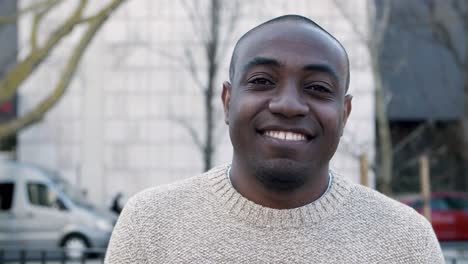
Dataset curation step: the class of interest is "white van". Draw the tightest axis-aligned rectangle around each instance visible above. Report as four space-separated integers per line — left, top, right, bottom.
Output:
0 161 116 259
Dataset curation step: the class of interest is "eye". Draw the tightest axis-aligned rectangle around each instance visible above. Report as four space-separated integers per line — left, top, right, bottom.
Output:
304 84 332 94
248 77 274 86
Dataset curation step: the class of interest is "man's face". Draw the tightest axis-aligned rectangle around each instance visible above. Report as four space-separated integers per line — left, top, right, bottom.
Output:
222 21 352 190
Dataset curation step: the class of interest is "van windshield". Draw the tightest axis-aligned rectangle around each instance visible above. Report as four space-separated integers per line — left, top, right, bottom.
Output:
52 178 92 208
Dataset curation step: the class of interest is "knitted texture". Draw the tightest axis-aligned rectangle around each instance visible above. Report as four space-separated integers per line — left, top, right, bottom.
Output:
105 164 445 263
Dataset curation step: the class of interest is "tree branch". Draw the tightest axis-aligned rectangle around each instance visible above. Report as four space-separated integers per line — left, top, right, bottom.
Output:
217 0 241 65
332 0 369 46
0 0 63 24
147 46 206 91
180 0 208 43
392 122 431 157
0 0 88 105
425 0 465 67
31 0 64 50
172 117 203 150
0 0 127 139
373 0 392 50
184 48 206 91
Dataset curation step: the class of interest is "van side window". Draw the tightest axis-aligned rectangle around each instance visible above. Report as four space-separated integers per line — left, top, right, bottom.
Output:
27 183 55 207
0 183 14 211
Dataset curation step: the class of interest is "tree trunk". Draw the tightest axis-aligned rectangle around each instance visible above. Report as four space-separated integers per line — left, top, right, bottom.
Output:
203 0 220 171
460 66 468 190
372 53 393 195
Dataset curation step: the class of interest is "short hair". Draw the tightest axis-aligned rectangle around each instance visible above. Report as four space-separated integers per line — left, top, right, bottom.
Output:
228 15 350 90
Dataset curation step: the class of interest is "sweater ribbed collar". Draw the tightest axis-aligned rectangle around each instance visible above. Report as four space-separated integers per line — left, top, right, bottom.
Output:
206 164 354 228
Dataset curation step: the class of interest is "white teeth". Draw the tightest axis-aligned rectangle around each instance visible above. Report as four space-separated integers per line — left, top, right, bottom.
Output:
264 130 306 141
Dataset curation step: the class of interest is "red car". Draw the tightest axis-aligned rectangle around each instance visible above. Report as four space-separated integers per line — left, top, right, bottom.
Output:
400 192 468 241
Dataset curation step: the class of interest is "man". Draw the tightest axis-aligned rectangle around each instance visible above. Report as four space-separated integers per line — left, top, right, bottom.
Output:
105 15 444 263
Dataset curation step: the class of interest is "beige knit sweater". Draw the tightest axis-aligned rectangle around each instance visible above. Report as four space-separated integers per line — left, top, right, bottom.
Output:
105 165 445 263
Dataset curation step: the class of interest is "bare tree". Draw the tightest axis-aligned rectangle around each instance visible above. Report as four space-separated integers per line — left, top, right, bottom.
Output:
333 0 393 194
160 0 241 171
425 0 467 188
0 0 127 140
334 0 468 193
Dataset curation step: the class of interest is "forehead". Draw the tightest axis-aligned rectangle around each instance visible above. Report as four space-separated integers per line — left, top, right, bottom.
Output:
235 21 347 81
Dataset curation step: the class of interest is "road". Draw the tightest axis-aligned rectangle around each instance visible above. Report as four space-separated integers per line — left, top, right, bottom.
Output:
442 242 468 263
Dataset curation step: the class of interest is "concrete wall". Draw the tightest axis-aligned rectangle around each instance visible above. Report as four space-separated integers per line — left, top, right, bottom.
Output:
17 0 375 207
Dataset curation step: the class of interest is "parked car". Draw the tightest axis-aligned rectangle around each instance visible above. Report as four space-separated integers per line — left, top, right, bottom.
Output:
0 161 117 259
399 192 468 241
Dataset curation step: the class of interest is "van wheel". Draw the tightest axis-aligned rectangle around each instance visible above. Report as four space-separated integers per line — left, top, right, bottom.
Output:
62 235 89 259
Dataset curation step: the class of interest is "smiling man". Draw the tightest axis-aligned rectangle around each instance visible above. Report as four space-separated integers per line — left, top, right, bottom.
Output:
105 15 444 263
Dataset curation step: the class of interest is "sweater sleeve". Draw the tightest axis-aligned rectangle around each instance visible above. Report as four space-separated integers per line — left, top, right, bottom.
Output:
104 196 147 264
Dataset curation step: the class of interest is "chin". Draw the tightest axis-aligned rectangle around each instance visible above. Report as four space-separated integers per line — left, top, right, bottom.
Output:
251 158 309 192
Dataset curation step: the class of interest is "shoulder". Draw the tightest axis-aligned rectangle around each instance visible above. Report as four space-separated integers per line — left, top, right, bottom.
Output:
340 179 443 259
358 184 423 217
124 164 228 217
348 182 431 229
332 174 420 220
126 174 204 214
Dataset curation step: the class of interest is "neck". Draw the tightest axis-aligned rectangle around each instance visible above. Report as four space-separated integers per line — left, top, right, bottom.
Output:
230 158 330 209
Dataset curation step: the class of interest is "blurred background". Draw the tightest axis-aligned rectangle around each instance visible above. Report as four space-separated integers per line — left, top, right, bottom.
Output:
0 0 466 262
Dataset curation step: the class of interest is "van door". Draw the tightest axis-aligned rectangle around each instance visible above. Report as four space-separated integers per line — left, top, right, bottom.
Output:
15 182 70 249
0 182 18 248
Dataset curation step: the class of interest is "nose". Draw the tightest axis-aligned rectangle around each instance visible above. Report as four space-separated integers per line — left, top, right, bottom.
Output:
268 83 309 118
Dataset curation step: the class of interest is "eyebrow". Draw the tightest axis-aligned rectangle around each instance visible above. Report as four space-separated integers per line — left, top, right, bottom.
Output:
241 57 282 75
303 64 340 84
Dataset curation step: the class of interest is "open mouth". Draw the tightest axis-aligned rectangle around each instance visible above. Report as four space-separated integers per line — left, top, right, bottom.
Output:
260 130 311 142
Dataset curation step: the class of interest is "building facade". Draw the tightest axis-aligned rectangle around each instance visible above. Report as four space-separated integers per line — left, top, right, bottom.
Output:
17 0 375 206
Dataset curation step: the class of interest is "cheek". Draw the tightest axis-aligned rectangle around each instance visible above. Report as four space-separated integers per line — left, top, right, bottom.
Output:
315 103 343 134
229 93 264 126
228 96 256 142
313 104 343 160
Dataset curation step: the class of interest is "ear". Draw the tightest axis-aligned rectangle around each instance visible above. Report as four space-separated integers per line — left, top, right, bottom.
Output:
221 81 232 125
340 94 353 136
